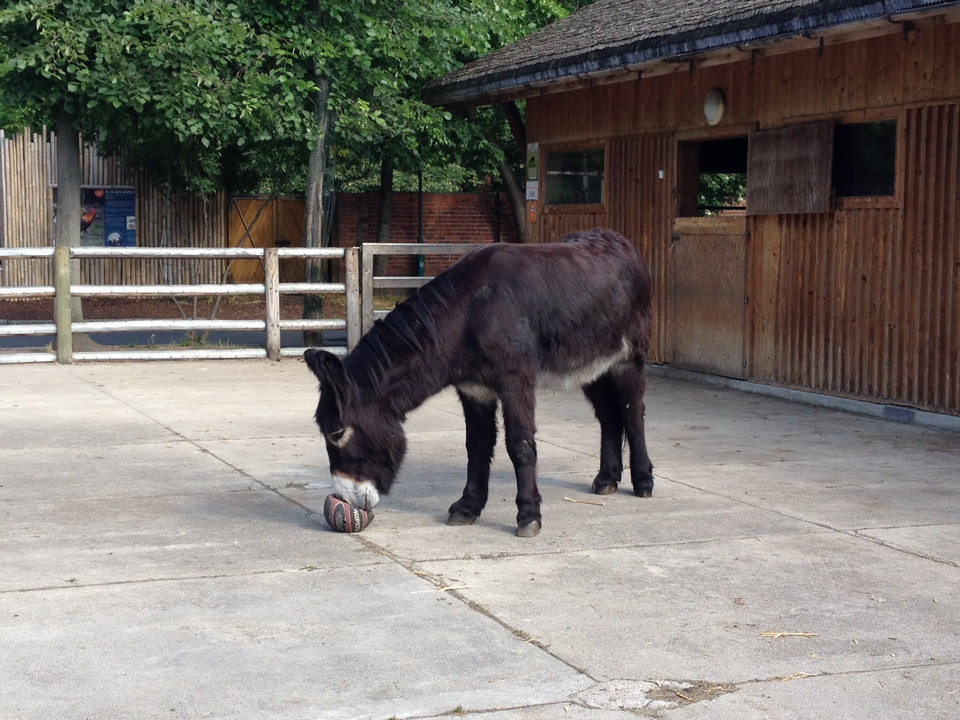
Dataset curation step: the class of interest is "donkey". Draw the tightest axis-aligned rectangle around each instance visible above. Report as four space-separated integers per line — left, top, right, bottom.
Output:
305 228 654 537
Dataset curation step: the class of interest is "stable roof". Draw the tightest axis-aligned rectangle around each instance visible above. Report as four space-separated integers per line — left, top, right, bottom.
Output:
424 0 960 107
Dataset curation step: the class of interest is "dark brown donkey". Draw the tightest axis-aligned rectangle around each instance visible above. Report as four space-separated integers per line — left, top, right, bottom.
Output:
305 228 654 537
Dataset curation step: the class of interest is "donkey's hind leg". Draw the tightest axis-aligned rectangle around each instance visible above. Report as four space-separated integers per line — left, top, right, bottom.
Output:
448 391 498 525
583 374 625 495
619 361 654 497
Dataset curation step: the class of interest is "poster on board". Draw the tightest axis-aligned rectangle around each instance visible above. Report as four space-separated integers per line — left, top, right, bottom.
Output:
77 187 136 246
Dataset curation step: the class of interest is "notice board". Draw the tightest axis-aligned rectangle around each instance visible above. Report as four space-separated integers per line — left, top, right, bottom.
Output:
78 186 137 247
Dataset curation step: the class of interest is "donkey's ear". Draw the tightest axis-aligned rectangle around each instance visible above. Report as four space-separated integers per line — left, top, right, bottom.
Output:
304 348 350 407
304 347 328 380
305 348 346 382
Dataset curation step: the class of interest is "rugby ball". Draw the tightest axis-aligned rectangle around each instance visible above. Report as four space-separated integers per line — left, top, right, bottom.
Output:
323 494 373 533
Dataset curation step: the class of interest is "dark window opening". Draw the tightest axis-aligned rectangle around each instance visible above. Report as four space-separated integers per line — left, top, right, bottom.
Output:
678 137 748 217
545 148 604 205
833 120 897 197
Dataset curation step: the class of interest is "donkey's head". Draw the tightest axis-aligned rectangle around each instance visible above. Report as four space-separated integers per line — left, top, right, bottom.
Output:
304 348 407 511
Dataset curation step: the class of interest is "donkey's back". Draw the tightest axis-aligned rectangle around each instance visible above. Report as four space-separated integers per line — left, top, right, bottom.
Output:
448 228 652 392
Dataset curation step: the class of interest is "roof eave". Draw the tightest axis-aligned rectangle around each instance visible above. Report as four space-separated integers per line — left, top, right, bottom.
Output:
424 0 960 108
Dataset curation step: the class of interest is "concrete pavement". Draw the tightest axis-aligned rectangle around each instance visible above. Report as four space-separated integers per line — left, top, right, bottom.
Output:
1 360 958 719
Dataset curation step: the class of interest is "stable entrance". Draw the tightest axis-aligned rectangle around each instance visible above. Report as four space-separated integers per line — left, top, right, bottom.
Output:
671 135 749 379
670 216 747 378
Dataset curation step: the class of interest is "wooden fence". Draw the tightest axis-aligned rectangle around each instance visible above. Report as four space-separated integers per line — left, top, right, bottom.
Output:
0 127 228 289
360 243 478 333
0 246 358 364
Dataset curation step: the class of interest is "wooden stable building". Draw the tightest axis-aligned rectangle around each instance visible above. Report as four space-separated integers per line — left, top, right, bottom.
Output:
425 0 960 417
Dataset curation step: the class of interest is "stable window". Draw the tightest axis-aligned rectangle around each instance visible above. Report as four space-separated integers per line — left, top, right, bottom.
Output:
677 137 748 217
833 120 897 197
545 148 604 205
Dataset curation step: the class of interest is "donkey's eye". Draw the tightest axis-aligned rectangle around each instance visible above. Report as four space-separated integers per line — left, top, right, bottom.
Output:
327 426 354 449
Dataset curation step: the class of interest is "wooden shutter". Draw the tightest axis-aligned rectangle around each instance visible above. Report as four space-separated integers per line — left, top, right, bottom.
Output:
746 122 833 215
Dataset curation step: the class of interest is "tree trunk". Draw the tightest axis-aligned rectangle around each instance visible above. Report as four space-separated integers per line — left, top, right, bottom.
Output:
302 75 331 347
498 160 527 243
374 153 393 276
54 111 85 330
497 102 528 242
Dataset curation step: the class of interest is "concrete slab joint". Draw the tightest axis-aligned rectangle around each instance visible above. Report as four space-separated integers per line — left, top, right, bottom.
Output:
2 361 959 719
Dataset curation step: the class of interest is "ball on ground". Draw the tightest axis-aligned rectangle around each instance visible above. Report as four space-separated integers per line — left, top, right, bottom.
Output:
323 494 373 533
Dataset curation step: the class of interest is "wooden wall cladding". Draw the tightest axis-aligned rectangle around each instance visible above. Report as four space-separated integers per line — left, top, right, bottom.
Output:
536 134 675 363
606 135 674 362
528 20 960 139
900 103 960 412
752 104 959 414
526 15 960 414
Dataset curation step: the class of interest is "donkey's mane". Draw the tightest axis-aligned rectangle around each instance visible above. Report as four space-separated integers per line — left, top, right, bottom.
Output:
345 266 465 404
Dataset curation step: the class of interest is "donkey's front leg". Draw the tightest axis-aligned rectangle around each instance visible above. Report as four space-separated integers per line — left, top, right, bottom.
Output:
501 380 541 538
448 392 497 526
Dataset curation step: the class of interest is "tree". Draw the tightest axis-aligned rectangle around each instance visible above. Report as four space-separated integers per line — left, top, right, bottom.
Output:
298 0 563 336
0 1 322 190
0 1 323 346
0 102 32 132
1 0 594 344
318 0 589 244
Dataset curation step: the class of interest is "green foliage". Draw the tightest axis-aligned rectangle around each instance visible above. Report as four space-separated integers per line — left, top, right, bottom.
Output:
0 102 36 133
698 173 747 215
319 1 511 182
0 0 591 195
0 0 320 194
323 0 588 191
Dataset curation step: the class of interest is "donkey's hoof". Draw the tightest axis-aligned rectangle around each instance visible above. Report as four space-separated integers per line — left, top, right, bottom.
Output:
516 521 541 538
447 511 477 526
592 481 618 495
633 486 653 498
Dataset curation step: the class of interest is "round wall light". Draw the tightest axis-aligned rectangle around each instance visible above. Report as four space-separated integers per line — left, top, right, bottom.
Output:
703 88 725 126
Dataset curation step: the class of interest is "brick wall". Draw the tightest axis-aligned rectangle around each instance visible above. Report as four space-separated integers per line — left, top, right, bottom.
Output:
333 191 519 277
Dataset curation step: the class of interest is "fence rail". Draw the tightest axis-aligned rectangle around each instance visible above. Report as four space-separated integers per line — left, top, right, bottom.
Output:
361 242 477 333
1 242 481 364
0 246 359 364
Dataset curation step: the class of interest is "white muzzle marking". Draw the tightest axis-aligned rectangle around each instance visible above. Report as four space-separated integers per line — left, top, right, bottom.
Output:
332 473 381 511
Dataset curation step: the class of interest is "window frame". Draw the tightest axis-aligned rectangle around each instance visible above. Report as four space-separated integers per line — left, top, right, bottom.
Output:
832 110 904 210
541 142 608 213
677 135 749 218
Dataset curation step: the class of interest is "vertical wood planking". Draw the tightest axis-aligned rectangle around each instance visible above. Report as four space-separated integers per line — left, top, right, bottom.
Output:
605 134 674 363
526 19 960 414
945 106 960 411
902 103 960 411
1 128 227 289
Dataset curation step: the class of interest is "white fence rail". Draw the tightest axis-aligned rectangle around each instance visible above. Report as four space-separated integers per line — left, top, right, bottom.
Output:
0 246 359 364
360 243 477 334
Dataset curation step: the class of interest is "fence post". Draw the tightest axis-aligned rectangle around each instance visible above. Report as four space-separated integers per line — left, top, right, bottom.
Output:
54 246 73 364
264 247 280 361
344 247 360 351
361 243 374 334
